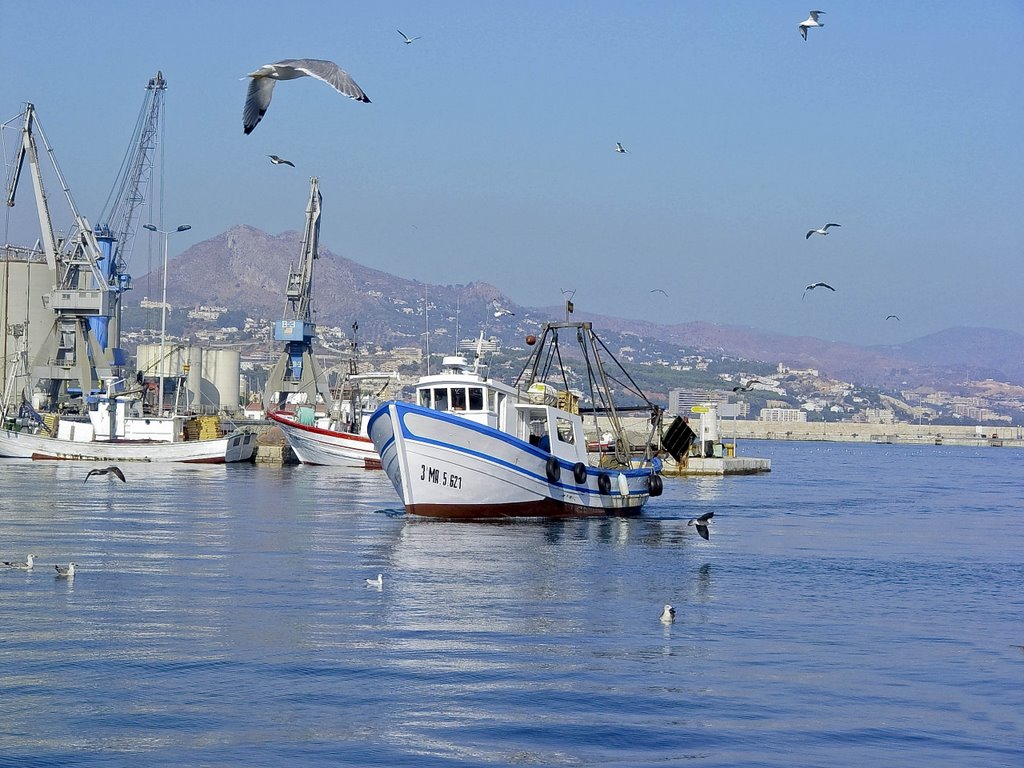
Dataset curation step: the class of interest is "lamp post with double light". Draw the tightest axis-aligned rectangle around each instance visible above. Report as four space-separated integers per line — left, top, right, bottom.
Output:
142 223 191 415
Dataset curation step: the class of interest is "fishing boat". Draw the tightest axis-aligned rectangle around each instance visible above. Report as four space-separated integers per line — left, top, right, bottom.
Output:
367 321 665 519
0 382 256 463
268 370 397 468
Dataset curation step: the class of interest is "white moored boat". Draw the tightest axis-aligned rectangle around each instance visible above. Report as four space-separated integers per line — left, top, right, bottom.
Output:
0 388 256 464
268 408 380 468
368 321 665 519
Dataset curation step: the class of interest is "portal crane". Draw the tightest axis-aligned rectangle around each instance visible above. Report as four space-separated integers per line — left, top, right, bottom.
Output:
5 103 114 409
264 177 332 411
95 70 166 354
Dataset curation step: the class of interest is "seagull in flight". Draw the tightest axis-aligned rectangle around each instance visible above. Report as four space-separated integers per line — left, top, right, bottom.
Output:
802 281 836 299
243 59 370 135
886 314 900 321
688 511 714 541
492 301 515 318
55 563 77 579
397 29 421 44
268 155 295 167
650 288 668 296
660 604 676 624
3 553 35 570
799 10 825 41
366 573 383 588
732 380 763 393
806 223 841 239
85 466 126 483
615 142 629 154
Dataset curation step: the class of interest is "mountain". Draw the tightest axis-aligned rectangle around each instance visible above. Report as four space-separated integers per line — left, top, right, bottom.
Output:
148 225 1024 390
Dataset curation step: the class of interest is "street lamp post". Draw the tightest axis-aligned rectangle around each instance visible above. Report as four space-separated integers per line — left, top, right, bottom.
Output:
143 223 191 415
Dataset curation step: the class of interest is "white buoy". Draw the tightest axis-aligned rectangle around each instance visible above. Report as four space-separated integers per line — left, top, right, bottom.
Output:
617 472 629 496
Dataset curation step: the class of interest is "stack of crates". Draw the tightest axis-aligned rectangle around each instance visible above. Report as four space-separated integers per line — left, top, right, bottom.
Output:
42 413 60 436
185 415 222 440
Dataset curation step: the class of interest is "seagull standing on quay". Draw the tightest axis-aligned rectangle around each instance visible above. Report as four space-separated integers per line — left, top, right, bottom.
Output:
3 553 35 570
397 29 421 44
660 604 676 624
243 59 370 135
268 155 295 167
806 223 840 239
799 10 825 41
802 282 836 300
615 142 629 154
688 511 714 541
85 466 126 483
55 563 76 579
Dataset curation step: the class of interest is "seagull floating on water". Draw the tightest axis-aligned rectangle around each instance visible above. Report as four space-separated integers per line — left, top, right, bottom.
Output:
85 466 126 483
799 10 825 41
806 222 840 239
397 29 421 44
243 59 370 135
615 142 628 154
55 563 76 579
688 511 714 541
3 553 35 570
660 604 676 624
802 282 836 300
366 573 383 588
268 155 295 167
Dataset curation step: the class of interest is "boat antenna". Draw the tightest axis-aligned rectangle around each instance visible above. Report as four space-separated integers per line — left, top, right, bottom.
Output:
423 285 430 376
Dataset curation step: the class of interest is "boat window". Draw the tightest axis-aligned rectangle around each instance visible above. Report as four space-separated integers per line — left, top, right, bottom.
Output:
418 389 431 407
468 387 484 411
432 387 449 411
451 387 467 411
556 416 575 444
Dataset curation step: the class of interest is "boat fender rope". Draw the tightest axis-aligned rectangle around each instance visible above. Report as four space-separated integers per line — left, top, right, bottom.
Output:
572 462 588 485
597 473 611 495
545 456 561 483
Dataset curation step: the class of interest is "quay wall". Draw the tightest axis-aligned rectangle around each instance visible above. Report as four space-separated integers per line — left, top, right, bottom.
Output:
613 417 1024 449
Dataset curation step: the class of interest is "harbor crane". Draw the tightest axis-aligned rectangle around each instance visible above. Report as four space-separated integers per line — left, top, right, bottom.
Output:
5 103 114 410
264 177 333 411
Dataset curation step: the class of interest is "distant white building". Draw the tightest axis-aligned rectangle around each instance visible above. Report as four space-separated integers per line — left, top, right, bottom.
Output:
758 407 807 423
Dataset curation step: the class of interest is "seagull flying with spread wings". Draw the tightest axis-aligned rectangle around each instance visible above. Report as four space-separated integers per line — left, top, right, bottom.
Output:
799 10 825 41
806 222 840 239
732 380 763 393
802 282 836 299
397 29 421 44
243 59 370 135
688 511 714 541
886 314 900 321
615 142 628 154
492 301 515 318
268 155 295 167
85 466 126 483
650 289 668 296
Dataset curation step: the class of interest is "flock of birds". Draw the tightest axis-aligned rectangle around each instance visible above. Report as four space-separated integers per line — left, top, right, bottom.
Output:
2 466 127 579
3 553 76 579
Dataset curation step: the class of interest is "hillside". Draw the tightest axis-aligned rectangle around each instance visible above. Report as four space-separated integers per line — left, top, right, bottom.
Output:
146 225 1024 390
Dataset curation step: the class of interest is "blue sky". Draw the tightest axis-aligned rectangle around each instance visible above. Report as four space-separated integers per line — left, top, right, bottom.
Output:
2 1 1021 347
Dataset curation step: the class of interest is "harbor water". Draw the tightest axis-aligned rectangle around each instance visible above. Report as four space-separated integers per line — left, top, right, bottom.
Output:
0 441 1021 766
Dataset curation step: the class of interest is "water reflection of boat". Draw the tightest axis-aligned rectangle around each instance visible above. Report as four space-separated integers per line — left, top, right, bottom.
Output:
368 321 665 519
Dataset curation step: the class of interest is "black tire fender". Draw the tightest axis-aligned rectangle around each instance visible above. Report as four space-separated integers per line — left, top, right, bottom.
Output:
572 462 588 485
545 456 561 483
597 473 611 495
648 473 663 497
